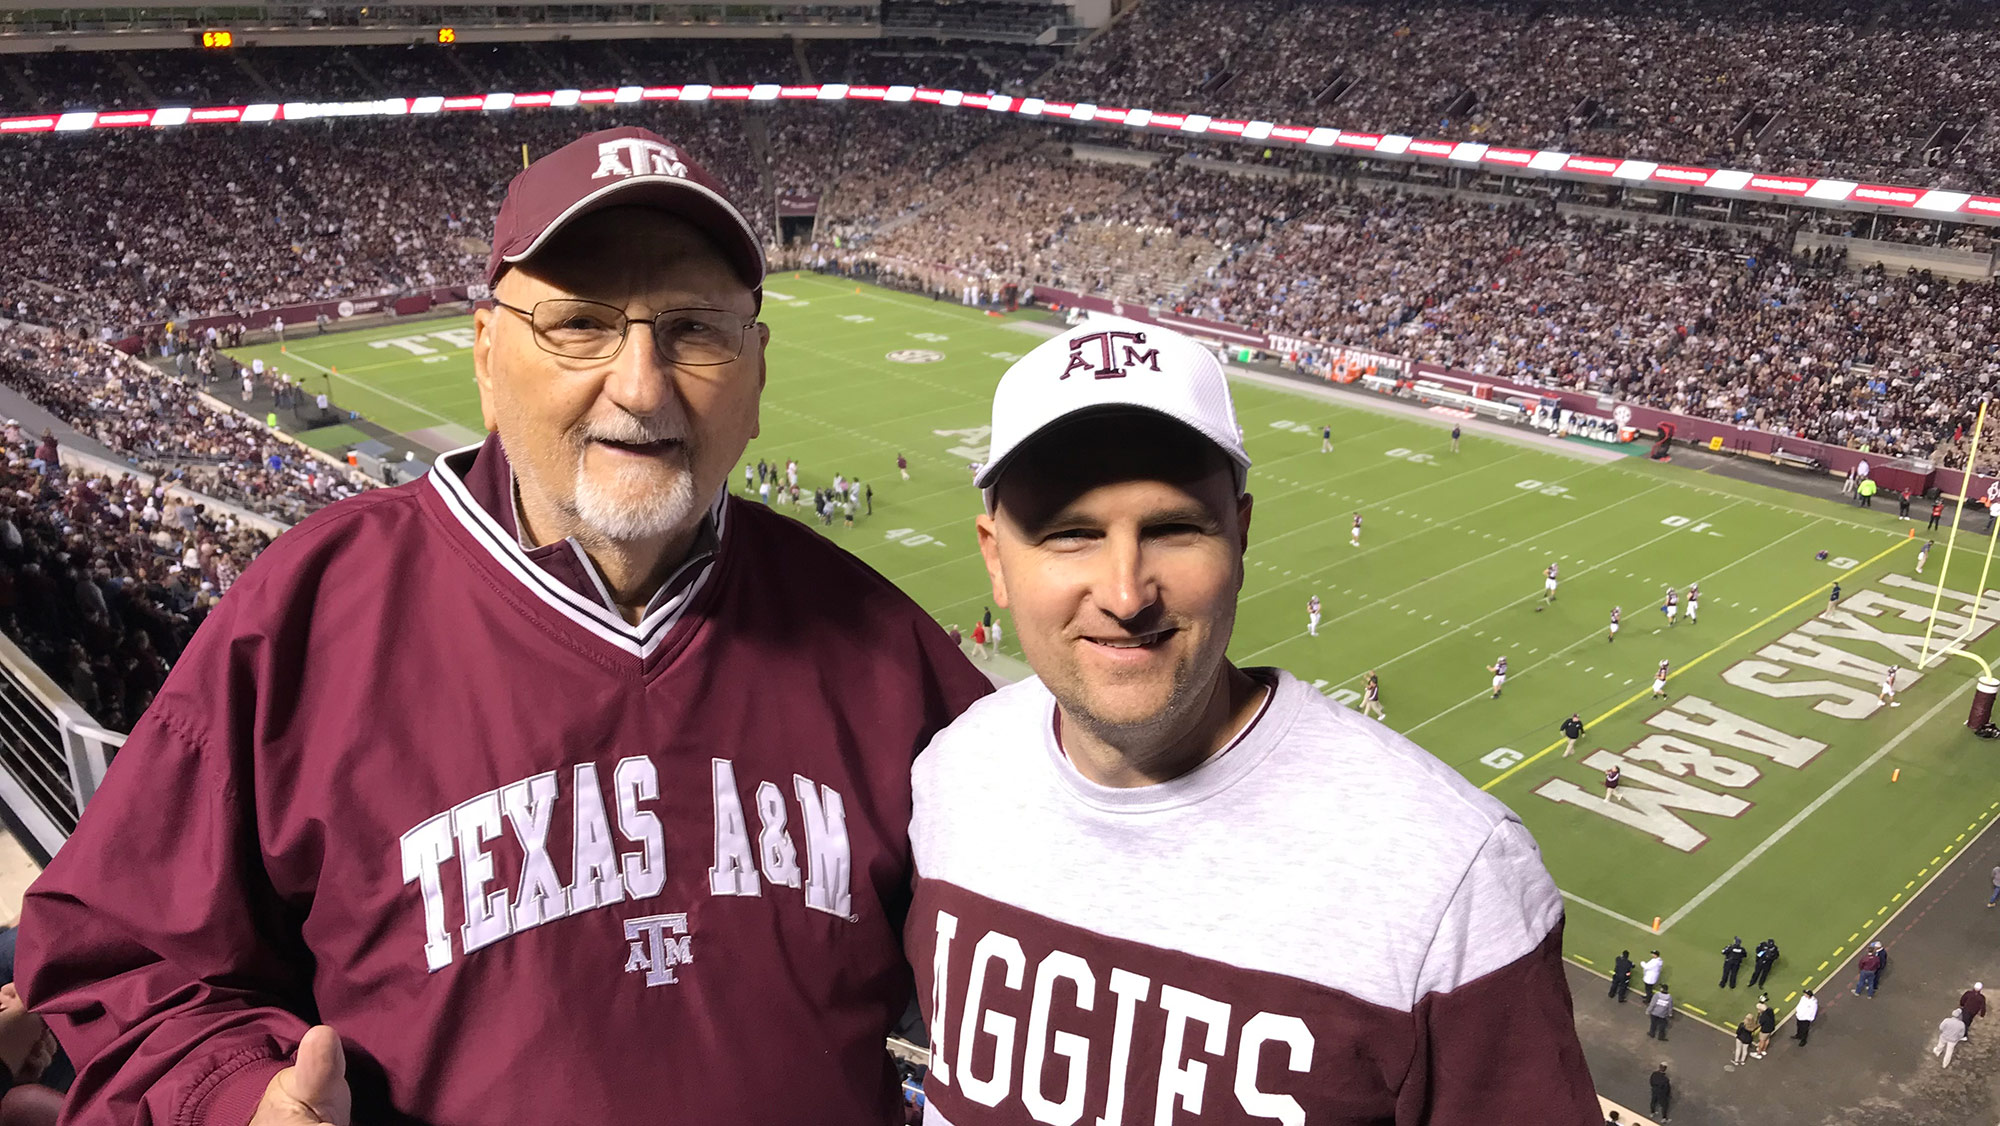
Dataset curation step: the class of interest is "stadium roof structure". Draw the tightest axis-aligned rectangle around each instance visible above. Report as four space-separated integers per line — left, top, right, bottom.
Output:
10 80 1999 225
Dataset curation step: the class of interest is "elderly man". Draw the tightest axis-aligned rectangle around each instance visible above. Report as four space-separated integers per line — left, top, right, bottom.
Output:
1936 1008 1968 1067
907 318 1598 1124
18 126 990 1125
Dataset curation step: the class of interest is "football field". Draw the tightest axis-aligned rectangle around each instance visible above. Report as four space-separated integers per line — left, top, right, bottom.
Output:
234 272 2000 1028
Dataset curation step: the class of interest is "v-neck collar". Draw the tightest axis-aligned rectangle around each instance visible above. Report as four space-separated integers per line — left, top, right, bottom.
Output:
426 434 724 659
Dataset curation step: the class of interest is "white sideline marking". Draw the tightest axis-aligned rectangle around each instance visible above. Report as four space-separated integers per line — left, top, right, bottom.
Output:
1658 684 1966 932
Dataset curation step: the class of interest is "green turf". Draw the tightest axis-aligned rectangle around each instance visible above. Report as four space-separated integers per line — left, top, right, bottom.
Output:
233 272 2000 1027
290 423 371 452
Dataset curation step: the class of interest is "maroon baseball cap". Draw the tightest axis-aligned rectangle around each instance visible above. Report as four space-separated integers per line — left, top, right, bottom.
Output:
486 126 765 299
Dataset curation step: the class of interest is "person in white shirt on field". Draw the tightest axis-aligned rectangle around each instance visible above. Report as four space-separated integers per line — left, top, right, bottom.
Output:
1641 950 1664 1001
1307 593 1321 636
1936 1008 1967 1067
1880 665 1901 707
1792 990 1818 1045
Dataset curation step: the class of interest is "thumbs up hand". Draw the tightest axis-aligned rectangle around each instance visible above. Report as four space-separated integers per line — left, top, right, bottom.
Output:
250 1026 352 1126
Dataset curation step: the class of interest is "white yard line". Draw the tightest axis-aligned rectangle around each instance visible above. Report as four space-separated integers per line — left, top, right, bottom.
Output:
1245 449 1537 554
1234 478 1676 660
1562 890 1660 934
283 353 461 428
1658 681 1969 933
1396 508 1808 736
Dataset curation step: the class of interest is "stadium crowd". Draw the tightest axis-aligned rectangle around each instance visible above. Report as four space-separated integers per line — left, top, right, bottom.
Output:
1047 0 2000 190
0 413 273 732
820 130 1998 470
4 101 1993 470
0 7 1997 729
3 35 1048 118
10 1 2000 189
0 107 761 338
1180 190 1999 468
0 328 374 523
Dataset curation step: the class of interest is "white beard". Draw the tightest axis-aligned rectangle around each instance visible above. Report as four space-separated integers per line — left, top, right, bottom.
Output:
570 445 700 544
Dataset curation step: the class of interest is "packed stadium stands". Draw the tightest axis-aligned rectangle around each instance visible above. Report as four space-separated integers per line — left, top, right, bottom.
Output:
1047 0 2000 190
9 2 2000 189
3 0 2000 720
0 405 275 733
0 329 375 522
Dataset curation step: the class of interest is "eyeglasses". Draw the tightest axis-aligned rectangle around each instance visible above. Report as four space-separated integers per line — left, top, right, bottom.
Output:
494 298 759 366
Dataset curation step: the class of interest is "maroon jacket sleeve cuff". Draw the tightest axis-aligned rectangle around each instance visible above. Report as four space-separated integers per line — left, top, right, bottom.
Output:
180 1052 288 1126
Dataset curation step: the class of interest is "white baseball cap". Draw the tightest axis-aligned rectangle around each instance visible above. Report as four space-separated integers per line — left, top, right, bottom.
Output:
976 315 1250 493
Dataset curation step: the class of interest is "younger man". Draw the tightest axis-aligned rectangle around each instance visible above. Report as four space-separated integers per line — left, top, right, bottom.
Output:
907 319 1598 1124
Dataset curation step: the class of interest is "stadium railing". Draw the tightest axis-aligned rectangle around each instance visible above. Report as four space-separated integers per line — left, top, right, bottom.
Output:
0 631 119 865
0 442 273 865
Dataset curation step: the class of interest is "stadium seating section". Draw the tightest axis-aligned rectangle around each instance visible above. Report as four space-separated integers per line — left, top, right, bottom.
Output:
6 0 2000 725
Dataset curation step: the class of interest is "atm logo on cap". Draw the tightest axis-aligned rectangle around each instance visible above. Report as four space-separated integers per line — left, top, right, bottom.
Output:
593 137 689 181
1062 330 1162 380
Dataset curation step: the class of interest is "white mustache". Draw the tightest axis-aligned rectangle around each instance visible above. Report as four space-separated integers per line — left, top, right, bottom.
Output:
581 418 688 445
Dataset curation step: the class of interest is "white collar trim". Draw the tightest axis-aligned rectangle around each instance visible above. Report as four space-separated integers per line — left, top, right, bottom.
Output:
427 442 726 658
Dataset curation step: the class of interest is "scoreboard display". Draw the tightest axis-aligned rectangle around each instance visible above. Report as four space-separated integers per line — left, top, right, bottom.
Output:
199 29 233 48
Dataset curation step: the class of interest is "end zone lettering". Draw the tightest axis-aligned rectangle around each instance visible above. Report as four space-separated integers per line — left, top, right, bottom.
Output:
1535 573 2000 851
